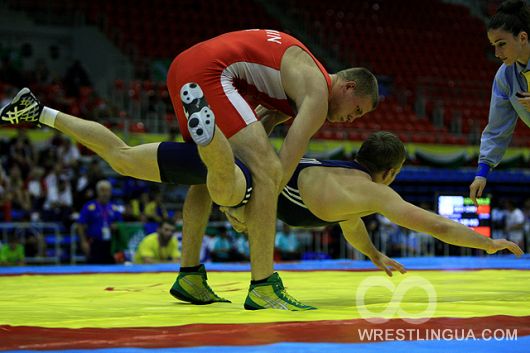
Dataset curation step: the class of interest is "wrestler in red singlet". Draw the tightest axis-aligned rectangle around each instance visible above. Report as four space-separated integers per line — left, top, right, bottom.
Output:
167 29 332 141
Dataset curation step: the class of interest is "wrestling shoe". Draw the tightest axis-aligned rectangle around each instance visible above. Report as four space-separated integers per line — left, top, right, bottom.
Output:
0 87 43 126
180 82 215 146
244 272 316 311
170 264 231 304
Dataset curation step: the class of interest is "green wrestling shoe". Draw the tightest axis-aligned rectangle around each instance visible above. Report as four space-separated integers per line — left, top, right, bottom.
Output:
170 264 231 304
244 272 316 311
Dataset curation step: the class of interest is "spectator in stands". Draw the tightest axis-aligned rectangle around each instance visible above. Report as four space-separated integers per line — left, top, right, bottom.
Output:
144 190 168 223
8 129 34 178
48 130 65 149
57 138 80 170
387 226 409 257
44 132 77 178
470 0 530 205
77 180 122 264
130 192 150 222
523 198 530 252
503 199 525 248
172 209 183 228
121 203 140 222
7 165 31 218
275 223 301 261
0 232 25 266
74 159 105 210
208 226 234 262
36 143 58 174
18 227 45 259
122 177 150 203
25 166 46 220
44 163 65 198
134 220 180 264
374 216 413 257
43 174 73 227
523 198 530 218
491 198 506 241
0 164 10 220
376 214 400 254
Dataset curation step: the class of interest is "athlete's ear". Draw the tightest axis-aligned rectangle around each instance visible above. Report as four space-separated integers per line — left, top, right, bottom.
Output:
381 168 392 181
345 80 357 91
382 168 397 183
520 31 528 43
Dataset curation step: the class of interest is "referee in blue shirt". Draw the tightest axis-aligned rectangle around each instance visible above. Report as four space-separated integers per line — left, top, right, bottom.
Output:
77 180 122 264
470 0 530 205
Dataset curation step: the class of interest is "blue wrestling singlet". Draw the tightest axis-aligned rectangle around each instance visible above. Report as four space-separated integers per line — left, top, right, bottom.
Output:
157 142 252 207
277 158 371 227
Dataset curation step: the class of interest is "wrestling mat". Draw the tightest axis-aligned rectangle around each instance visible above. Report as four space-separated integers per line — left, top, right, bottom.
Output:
1 256 529 352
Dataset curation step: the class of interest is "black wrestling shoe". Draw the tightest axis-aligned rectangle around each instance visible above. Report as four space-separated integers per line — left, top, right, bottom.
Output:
0 88 43 126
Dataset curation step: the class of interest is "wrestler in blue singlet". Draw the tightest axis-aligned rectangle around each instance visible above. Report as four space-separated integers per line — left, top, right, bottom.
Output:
277 158 370 227
157 142 369 226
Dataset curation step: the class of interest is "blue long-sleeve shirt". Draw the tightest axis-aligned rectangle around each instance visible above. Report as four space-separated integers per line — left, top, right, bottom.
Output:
480 61 530 168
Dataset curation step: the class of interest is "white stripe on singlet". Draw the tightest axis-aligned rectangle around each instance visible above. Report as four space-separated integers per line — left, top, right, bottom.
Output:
281 187 308 209
284 185 303 201
220 74 257 125
220 62 287 125
224 62 287 99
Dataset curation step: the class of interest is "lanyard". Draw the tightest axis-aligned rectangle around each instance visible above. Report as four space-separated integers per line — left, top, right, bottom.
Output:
96 202 110 225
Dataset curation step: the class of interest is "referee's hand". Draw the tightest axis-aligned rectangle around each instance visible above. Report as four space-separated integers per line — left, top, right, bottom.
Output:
469 177 487 207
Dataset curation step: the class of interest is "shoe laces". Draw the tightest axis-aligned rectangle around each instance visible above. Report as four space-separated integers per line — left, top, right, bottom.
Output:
274 282 307 307
192 273 226 300
201 278 224 300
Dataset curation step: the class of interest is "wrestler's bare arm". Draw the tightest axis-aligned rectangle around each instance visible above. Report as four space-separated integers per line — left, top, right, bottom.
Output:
340 217 406 276
367 184 523 256
278 50 329 189
278 95 327 188
339 217 379 258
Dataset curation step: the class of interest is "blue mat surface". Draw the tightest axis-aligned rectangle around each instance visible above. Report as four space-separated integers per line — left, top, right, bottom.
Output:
4 335 529 353
0 255 528 275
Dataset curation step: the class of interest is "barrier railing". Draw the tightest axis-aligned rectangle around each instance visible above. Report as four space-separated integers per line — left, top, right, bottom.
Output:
0 222 62 264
